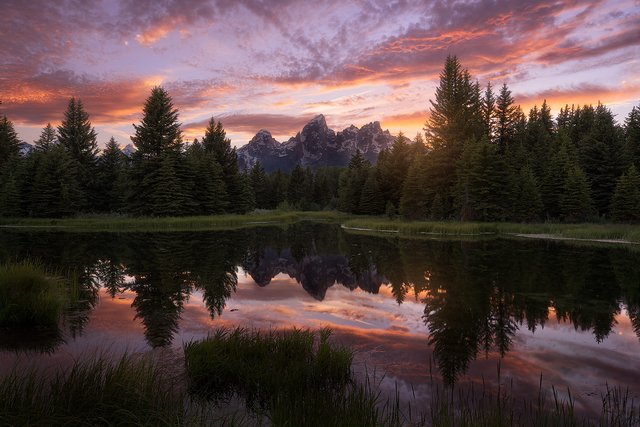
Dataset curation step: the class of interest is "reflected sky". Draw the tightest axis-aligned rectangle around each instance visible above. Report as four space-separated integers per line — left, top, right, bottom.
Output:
1 225 640 418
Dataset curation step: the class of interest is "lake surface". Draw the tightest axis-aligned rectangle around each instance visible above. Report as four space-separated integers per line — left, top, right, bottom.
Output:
1 222 640 417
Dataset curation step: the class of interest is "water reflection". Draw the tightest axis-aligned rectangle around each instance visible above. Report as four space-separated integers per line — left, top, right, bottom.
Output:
1 224 640 384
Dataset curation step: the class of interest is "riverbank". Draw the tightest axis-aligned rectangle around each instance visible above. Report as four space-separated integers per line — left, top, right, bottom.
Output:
0 211 350 232
1 213 639 245
341 218 640 245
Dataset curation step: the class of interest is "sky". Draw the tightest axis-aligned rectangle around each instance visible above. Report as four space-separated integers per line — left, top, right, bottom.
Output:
1 0 639 149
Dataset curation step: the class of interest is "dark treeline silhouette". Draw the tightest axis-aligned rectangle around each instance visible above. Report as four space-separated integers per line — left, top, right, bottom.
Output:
2 223 640 383
1 56 639 220
338 56 640 222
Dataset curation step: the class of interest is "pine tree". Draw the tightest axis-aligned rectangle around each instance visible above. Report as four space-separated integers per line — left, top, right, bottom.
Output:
377 132 413 207
455 138 508 221
201 118 242 212
400 154 429 219
250 161 269 209
626 105 640 169
0 164 20 217
610 166 640 222
560 165 594 222
577 103 625 216
131 87 182 157
30 146 82 217
233 172 255 214
0 115 21 170
540 133 571 219
495 83 518 153
338 151 370 213
512 166 543 222
287 164 307 208
97 137 126 212
481 82 496 141
34 123 57 152
128 87 185 216
57 97 99 211
359 168 384 215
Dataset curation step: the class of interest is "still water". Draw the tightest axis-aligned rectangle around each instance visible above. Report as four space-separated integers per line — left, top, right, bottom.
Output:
1 222 639 415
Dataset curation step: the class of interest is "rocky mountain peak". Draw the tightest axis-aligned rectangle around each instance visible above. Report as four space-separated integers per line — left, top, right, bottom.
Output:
236 115 395 172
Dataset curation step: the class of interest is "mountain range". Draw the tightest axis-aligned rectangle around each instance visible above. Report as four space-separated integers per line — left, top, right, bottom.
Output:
236 114 395 172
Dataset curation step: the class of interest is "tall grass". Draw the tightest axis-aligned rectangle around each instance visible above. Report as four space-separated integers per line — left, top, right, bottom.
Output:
0 354 186 426
184 327 402 426
0 260 66 328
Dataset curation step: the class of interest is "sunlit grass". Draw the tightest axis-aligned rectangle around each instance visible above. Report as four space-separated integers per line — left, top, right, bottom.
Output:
0 211 351 232
0 260 67 328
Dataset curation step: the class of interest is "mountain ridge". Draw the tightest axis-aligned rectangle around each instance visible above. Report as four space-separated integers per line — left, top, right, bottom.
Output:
236 114 395 172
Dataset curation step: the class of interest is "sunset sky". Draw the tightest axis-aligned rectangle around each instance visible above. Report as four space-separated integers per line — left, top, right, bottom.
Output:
1 0 639 149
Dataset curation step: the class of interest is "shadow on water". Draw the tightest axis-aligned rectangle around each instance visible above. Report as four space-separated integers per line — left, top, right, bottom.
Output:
1 222 640 384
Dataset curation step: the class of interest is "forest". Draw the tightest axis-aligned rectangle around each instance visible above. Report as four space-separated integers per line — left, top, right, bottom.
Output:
0 55 639 222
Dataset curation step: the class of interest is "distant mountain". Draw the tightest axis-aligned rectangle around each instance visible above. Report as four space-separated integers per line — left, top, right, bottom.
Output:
236 114 395 172
122 143 136 157
18 142 33 156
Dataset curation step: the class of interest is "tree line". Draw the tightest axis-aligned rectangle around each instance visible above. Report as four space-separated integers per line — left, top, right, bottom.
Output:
1 55 639 221
337 56 640 223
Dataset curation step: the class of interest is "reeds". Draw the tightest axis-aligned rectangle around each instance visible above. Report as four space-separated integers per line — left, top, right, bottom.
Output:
0 260 66 328
0 354 186 426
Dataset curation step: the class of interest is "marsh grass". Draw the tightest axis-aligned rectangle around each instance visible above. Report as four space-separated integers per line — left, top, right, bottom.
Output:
0 354 187 426
0 260 67 328
0 211 351 232
184 327 404 426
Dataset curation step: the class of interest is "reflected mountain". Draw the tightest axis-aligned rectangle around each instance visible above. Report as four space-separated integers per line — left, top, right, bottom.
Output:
2 224 640 381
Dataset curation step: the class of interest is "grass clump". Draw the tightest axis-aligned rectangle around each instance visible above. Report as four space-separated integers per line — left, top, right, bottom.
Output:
0 260 66 328
0 354 186 426
185 327 400 426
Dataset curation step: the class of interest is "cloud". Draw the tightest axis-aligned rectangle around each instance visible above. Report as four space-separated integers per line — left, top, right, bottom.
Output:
514 83 640 112
183 113 317 138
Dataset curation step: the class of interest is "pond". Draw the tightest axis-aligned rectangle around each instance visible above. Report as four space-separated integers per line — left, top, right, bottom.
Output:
1 222 639 418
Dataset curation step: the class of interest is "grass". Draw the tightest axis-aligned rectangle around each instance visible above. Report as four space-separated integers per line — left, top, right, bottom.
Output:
0 260 68 328
0 354 187 426
0 210 351 232
184 327 401 426
0 328 638 426
342 218 640 244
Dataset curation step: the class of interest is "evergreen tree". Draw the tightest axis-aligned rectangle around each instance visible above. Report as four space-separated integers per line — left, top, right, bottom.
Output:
577 103 625 216
233 172 255 214
288 164 307 208
338 151 370 213
400 153 429 219
131 88 182 157
97 137 126 212
128 87 185 216
0 115 21 170
359 168 384 215
0 164 20 217
455 138 508 221
30 146 82 217
512 166 543 222
377 132 413 207
560 165 593 222
201 118 244 212
610 166 640 222
268 170 289 209
495 83 518 153
540 132 571 219
57 98 99 210
34 123 57 152
249 161 269 209
626 105 640 169
481 82 496 141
